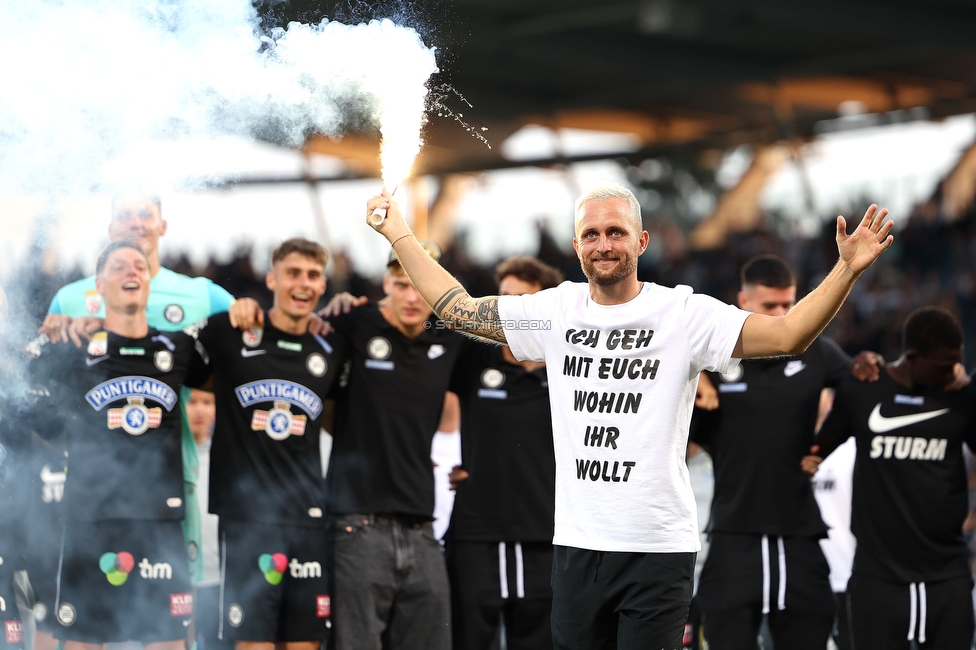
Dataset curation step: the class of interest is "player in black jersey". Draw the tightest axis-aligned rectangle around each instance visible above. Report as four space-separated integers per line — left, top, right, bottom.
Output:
27 241 209 650
193 238 342 649
808 307 976 650
325 242 464 650
691 255 853 650
0 284 27 650
446 256 562 650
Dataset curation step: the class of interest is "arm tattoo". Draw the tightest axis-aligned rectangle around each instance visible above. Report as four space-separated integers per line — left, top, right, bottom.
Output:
430 285 507 344
432 286 466 315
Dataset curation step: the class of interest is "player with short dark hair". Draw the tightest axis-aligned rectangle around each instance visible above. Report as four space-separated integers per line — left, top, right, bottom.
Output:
29 242 209 649
32 195 250 642
446 256 562 650
193 237 341 650
493 256 564 292
809 307 975 650
692 254 851 650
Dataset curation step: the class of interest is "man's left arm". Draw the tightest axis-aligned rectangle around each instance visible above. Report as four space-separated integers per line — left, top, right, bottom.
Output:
734 205 893 359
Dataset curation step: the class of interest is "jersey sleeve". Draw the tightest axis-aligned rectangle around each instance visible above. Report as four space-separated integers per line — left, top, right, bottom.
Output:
498 286 559 362
24 341 72 441
681 291 750 374
820 337 853 387
817 381 855 459
48 292 62 315
181 316 221 388
206 281 235 315
182 331 213 390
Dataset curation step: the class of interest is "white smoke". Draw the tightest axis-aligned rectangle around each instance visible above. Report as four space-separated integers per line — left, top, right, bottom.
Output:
0 0 438 194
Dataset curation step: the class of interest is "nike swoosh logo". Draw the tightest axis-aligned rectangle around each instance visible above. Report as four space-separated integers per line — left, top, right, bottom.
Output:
86 355 109 366
784 362 805 377
867 403 949 433
241 348 267 358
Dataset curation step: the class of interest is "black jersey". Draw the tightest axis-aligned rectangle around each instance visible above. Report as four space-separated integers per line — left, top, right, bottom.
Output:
692 336 850 537
818 372 976 583
195 313 344 526
28 328 208 522
449 342 555 542
326 303 464 518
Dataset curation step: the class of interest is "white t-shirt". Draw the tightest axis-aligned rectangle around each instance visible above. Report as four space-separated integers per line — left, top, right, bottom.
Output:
813 437 856 592
499 281 749 553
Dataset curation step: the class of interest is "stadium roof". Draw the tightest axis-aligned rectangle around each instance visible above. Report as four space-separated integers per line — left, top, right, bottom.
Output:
267 0 976 178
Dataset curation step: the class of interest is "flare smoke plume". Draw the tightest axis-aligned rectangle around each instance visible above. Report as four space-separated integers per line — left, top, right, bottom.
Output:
0 0 439 194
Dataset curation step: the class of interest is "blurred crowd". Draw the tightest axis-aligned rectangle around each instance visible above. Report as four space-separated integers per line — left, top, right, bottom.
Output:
14 198 976 365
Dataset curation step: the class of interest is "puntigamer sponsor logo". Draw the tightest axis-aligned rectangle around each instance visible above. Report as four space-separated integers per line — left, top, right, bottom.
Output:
235 380 323 419
85 376 178 411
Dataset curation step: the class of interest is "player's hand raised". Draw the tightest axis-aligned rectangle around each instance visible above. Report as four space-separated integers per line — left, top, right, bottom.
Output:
366 189 412 243
836 204 894 276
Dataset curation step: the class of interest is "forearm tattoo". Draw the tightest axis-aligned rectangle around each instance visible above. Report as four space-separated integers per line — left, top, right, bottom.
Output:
431 284 506 344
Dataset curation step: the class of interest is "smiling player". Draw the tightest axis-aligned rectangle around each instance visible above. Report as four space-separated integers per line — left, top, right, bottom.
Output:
29 241 210 649
192 238 343 650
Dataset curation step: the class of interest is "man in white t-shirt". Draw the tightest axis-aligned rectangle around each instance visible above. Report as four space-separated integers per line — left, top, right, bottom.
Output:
363 182 893 649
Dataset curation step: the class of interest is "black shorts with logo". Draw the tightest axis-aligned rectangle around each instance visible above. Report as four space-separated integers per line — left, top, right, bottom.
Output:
219 519 331 643
54 519 192 643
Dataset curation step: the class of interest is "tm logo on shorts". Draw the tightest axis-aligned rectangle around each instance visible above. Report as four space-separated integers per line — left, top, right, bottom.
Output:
99 552 173 584
258 554 322 583
99 552 135 585
259 553 288 584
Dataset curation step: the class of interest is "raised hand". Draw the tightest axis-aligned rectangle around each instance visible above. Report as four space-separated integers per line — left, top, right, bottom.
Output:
836 204 894 275
366 189 411 243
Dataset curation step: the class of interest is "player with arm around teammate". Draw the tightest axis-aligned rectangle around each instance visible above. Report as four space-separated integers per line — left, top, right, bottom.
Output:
29 241 210 649
364 181 893 649
191 238 343 650
32 194 256 639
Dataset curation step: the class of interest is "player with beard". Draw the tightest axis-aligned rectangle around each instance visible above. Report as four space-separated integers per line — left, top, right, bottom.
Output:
192 238 342 650
28 241 209 649
690 255 851 650
805 307 976 650
445 256 562 650
363 181 893 649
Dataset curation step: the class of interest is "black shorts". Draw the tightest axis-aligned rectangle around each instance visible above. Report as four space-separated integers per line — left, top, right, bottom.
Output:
446 539 553 650
54 519 192 644
24 530 62 634
0 564 25 650
551 545 694 650
697 532 834 615
848 572 975 650
219 519 330 643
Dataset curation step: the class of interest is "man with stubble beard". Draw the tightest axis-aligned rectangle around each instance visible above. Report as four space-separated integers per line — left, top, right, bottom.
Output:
364 181 894 649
